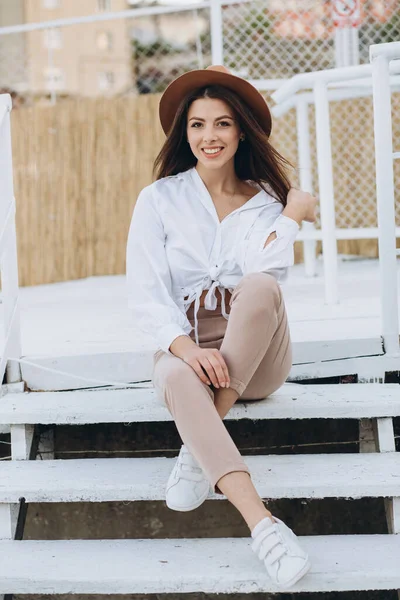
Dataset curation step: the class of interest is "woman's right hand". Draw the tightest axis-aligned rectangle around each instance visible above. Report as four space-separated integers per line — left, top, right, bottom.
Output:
182 346 230 388
169 336 230 388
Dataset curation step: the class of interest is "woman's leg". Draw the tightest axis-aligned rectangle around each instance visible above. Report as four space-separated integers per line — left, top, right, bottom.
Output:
153 348 272 529
213 271 292 419
211 272 292 529
152 349 252 496
152 272 290 530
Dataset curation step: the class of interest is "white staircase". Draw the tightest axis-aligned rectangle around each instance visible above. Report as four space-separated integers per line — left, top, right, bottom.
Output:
1 41 400 598
0 381 400 595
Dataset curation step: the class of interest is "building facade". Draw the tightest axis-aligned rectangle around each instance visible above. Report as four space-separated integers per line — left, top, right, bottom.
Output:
0 0 27 93
12 0 133 97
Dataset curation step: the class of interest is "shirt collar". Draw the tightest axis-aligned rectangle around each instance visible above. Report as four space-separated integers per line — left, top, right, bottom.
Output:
186 166 275 224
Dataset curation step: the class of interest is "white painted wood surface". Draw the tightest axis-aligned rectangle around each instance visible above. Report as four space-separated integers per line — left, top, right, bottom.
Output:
1 383 399 425
0 535 399 594
15 259 396 355
7 257 399 390
290 353 400 381
1 453 400 502
17 341 387 391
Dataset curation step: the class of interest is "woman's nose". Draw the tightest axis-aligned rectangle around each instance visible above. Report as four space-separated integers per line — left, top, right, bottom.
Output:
202 129 217 143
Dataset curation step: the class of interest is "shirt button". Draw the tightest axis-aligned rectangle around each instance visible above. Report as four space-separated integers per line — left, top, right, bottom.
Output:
210 266 218 279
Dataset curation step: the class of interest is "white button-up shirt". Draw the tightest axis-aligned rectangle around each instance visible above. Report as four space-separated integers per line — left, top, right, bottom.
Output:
126 166 299 355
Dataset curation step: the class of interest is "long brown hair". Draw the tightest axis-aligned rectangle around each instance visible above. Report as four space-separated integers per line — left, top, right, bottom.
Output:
153 85 293 206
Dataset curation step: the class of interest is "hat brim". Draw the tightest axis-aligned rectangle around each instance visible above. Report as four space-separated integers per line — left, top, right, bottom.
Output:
159 69 272 137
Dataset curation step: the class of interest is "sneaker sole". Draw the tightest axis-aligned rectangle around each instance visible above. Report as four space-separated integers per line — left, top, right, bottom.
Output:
275 557 311 588
166 486 211 512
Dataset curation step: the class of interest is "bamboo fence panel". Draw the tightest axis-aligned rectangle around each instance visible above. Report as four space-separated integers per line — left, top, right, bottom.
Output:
9 92 399 287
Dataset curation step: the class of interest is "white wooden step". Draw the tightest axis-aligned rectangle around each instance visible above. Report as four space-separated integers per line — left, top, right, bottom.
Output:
18 336 385 391
1 382 400 425
0 535 399 594
18 345 400 391
1 453 400 503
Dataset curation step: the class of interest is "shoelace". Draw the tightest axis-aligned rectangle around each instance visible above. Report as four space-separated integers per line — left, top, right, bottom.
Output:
175 449 205 483
252 524 288 566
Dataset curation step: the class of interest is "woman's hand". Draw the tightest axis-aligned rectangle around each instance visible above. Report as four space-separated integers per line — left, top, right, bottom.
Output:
286 188 317 223
182 346 230 389
169 336 230 388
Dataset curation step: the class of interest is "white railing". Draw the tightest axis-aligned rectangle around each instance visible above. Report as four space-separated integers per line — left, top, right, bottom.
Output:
270 43 400 356
0 94 22 387
370 41 400 356
0 2 210 34
270 62 400 293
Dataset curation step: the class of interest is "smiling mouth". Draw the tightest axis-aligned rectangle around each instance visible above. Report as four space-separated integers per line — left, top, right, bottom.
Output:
201 147 224 156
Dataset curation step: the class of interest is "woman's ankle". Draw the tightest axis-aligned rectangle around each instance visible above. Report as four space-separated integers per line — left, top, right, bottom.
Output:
216 471 275 532
247 507 275 533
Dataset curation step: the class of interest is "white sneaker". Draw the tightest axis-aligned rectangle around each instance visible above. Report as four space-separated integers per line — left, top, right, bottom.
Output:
251 515 311 588
165 445 211 512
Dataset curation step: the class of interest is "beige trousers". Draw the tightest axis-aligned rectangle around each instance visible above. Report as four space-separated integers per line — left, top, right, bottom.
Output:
152 272 292 494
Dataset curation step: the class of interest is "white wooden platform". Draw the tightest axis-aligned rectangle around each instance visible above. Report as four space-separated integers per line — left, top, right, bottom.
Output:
7 256 399 390
1 536 399 594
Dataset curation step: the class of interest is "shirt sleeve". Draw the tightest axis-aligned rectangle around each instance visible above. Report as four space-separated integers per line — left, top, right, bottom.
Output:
126 185 193 354
236 205 300 282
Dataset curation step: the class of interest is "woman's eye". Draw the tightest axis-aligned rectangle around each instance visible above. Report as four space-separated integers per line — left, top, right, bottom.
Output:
191 122 202 128
218 121 230 126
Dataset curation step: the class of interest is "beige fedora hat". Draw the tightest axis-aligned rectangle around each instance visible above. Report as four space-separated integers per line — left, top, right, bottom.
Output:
159 65 272 136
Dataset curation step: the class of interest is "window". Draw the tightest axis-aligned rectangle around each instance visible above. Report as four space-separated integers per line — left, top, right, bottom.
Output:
43 0 61 8
97 0 111 11
44 67 65 91
98 71 115 91
43 29 62 49
96 31 113 51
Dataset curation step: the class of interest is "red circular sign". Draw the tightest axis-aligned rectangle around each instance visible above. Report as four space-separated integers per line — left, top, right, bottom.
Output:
334 0 358 17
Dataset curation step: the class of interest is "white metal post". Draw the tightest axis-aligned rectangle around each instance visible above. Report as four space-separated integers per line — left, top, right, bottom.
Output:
342 28 351 67
371 54 400 356
334 27 360 68
313 81 338 304
210 0 223 65
0 95 22 384
296 95 317 277
193 9 204 70
334 28 342 67
351 27 360 65
47 28 57 105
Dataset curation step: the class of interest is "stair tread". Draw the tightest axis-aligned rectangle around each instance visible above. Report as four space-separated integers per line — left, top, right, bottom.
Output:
2 382 400 425
2 453 400 502
0 535 399 594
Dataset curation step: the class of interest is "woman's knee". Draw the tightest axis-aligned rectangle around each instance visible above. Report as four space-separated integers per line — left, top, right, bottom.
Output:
232 272 282 312
155 358 213 408
160 359 198 391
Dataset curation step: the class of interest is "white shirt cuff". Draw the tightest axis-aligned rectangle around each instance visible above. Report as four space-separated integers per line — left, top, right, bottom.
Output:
158 323 191 355
278 213 301 234
258 213 300 252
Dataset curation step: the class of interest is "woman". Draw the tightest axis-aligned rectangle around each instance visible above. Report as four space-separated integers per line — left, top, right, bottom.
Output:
126 65 317 588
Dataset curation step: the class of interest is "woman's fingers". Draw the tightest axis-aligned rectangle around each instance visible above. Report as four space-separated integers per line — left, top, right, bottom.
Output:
190 360 211 385
213 349 230 387
202 357 220 388
202 353 230 388
186 349 230 388
210 349 230 387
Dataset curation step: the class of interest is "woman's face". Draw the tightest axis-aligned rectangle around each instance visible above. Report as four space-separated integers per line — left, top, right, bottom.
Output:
186 97 241 170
